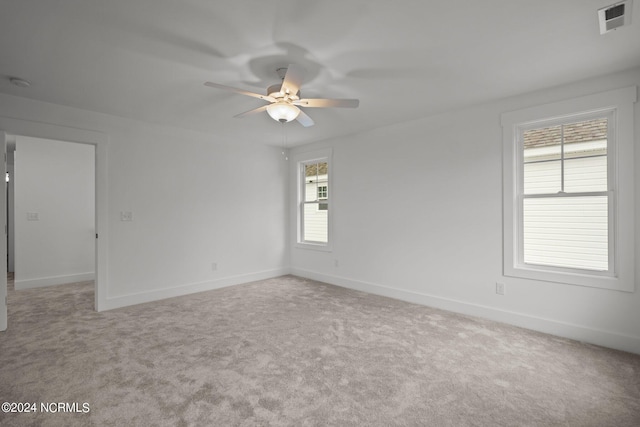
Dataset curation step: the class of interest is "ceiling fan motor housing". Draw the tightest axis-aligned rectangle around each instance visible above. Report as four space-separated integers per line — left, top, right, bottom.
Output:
267 84 300 101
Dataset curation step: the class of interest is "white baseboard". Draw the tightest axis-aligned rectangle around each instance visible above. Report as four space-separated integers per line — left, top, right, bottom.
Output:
98 267 291 311
15 272 95 290
291 268 640 355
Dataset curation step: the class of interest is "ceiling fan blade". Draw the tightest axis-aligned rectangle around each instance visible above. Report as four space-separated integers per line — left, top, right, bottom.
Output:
296 109 315 127
294 98 359 108
281 64 305 96
233 105 269 118
204 82 276 102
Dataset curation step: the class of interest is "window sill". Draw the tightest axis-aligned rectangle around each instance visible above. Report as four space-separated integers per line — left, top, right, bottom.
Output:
295 242 333 253
504 264 633 292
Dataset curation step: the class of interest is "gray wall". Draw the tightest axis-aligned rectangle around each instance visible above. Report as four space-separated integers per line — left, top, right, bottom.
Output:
0 92 289 308
289 67 640 354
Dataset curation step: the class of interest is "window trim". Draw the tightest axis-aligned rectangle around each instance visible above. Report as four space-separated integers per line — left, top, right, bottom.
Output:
501 86 636 292
293 148 333 252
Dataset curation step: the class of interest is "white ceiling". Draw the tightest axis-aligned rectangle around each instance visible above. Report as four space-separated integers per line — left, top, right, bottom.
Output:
1 0 639 147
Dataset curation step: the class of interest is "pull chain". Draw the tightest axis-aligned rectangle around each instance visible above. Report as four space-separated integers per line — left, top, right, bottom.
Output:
281 122 289 161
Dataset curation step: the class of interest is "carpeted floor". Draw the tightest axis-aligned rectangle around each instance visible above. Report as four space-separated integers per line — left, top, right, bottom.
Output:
0 275 639 426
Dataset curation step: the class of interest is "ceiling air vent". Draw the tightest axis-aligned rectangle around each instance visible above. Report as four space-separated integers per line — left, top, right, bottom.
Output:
598 0 633 34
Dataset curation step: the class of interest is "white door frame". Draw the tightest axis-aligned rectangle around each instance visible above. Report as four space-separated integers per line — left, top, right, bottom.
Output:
0 117 108 315
0 131 7 331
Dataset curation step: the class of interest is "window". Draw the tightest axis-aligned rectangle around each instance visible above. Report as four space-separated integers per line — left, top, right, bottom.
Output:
295 149 332 250
502 87 636 291
318 185 328 199
317 185 328 210
522 115 610 271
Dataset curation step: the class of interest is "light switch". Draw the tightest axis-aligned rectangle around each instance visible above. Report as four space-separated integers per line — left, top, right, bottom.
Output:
26 212 39 221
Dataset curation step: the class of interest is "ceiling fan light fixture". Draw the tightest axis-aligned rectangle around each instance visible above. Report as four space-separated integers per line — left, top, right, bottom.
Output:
267 102 300 123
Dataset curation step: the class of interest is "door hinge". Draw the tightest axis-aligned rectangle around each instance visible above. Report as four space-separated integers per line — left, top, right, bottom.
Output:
96 233 98 239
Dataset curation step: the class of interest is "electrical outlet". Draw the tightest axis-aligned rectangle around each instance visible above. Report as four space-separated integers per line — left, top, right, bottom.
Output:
211 262 217 271
120 211 133 221
334 259 339 267
496 282 505 295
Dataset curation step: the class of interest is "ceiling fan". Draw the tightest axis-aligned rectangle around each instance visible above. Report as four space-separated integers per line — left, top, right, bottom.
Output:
204 64 359 127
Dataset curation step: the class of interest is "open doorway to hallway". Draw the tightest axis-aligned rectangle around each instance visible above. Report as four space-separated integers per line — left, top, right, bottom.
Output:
7 135 95 294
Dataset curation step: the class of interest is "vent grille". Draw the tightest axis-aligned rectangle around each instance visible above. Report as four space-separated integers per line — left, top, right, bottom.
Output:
605 4 625 20
598 1 633 34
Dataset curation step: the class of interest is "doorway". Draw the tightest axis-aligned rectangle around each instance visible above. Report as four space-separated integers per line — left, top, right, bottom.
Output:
0 118 107 331
8 135 96 291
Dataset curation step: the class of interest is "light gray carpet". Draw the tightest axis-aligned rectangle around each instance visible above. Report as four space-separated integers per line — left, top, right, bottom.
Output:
0 275 639 426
